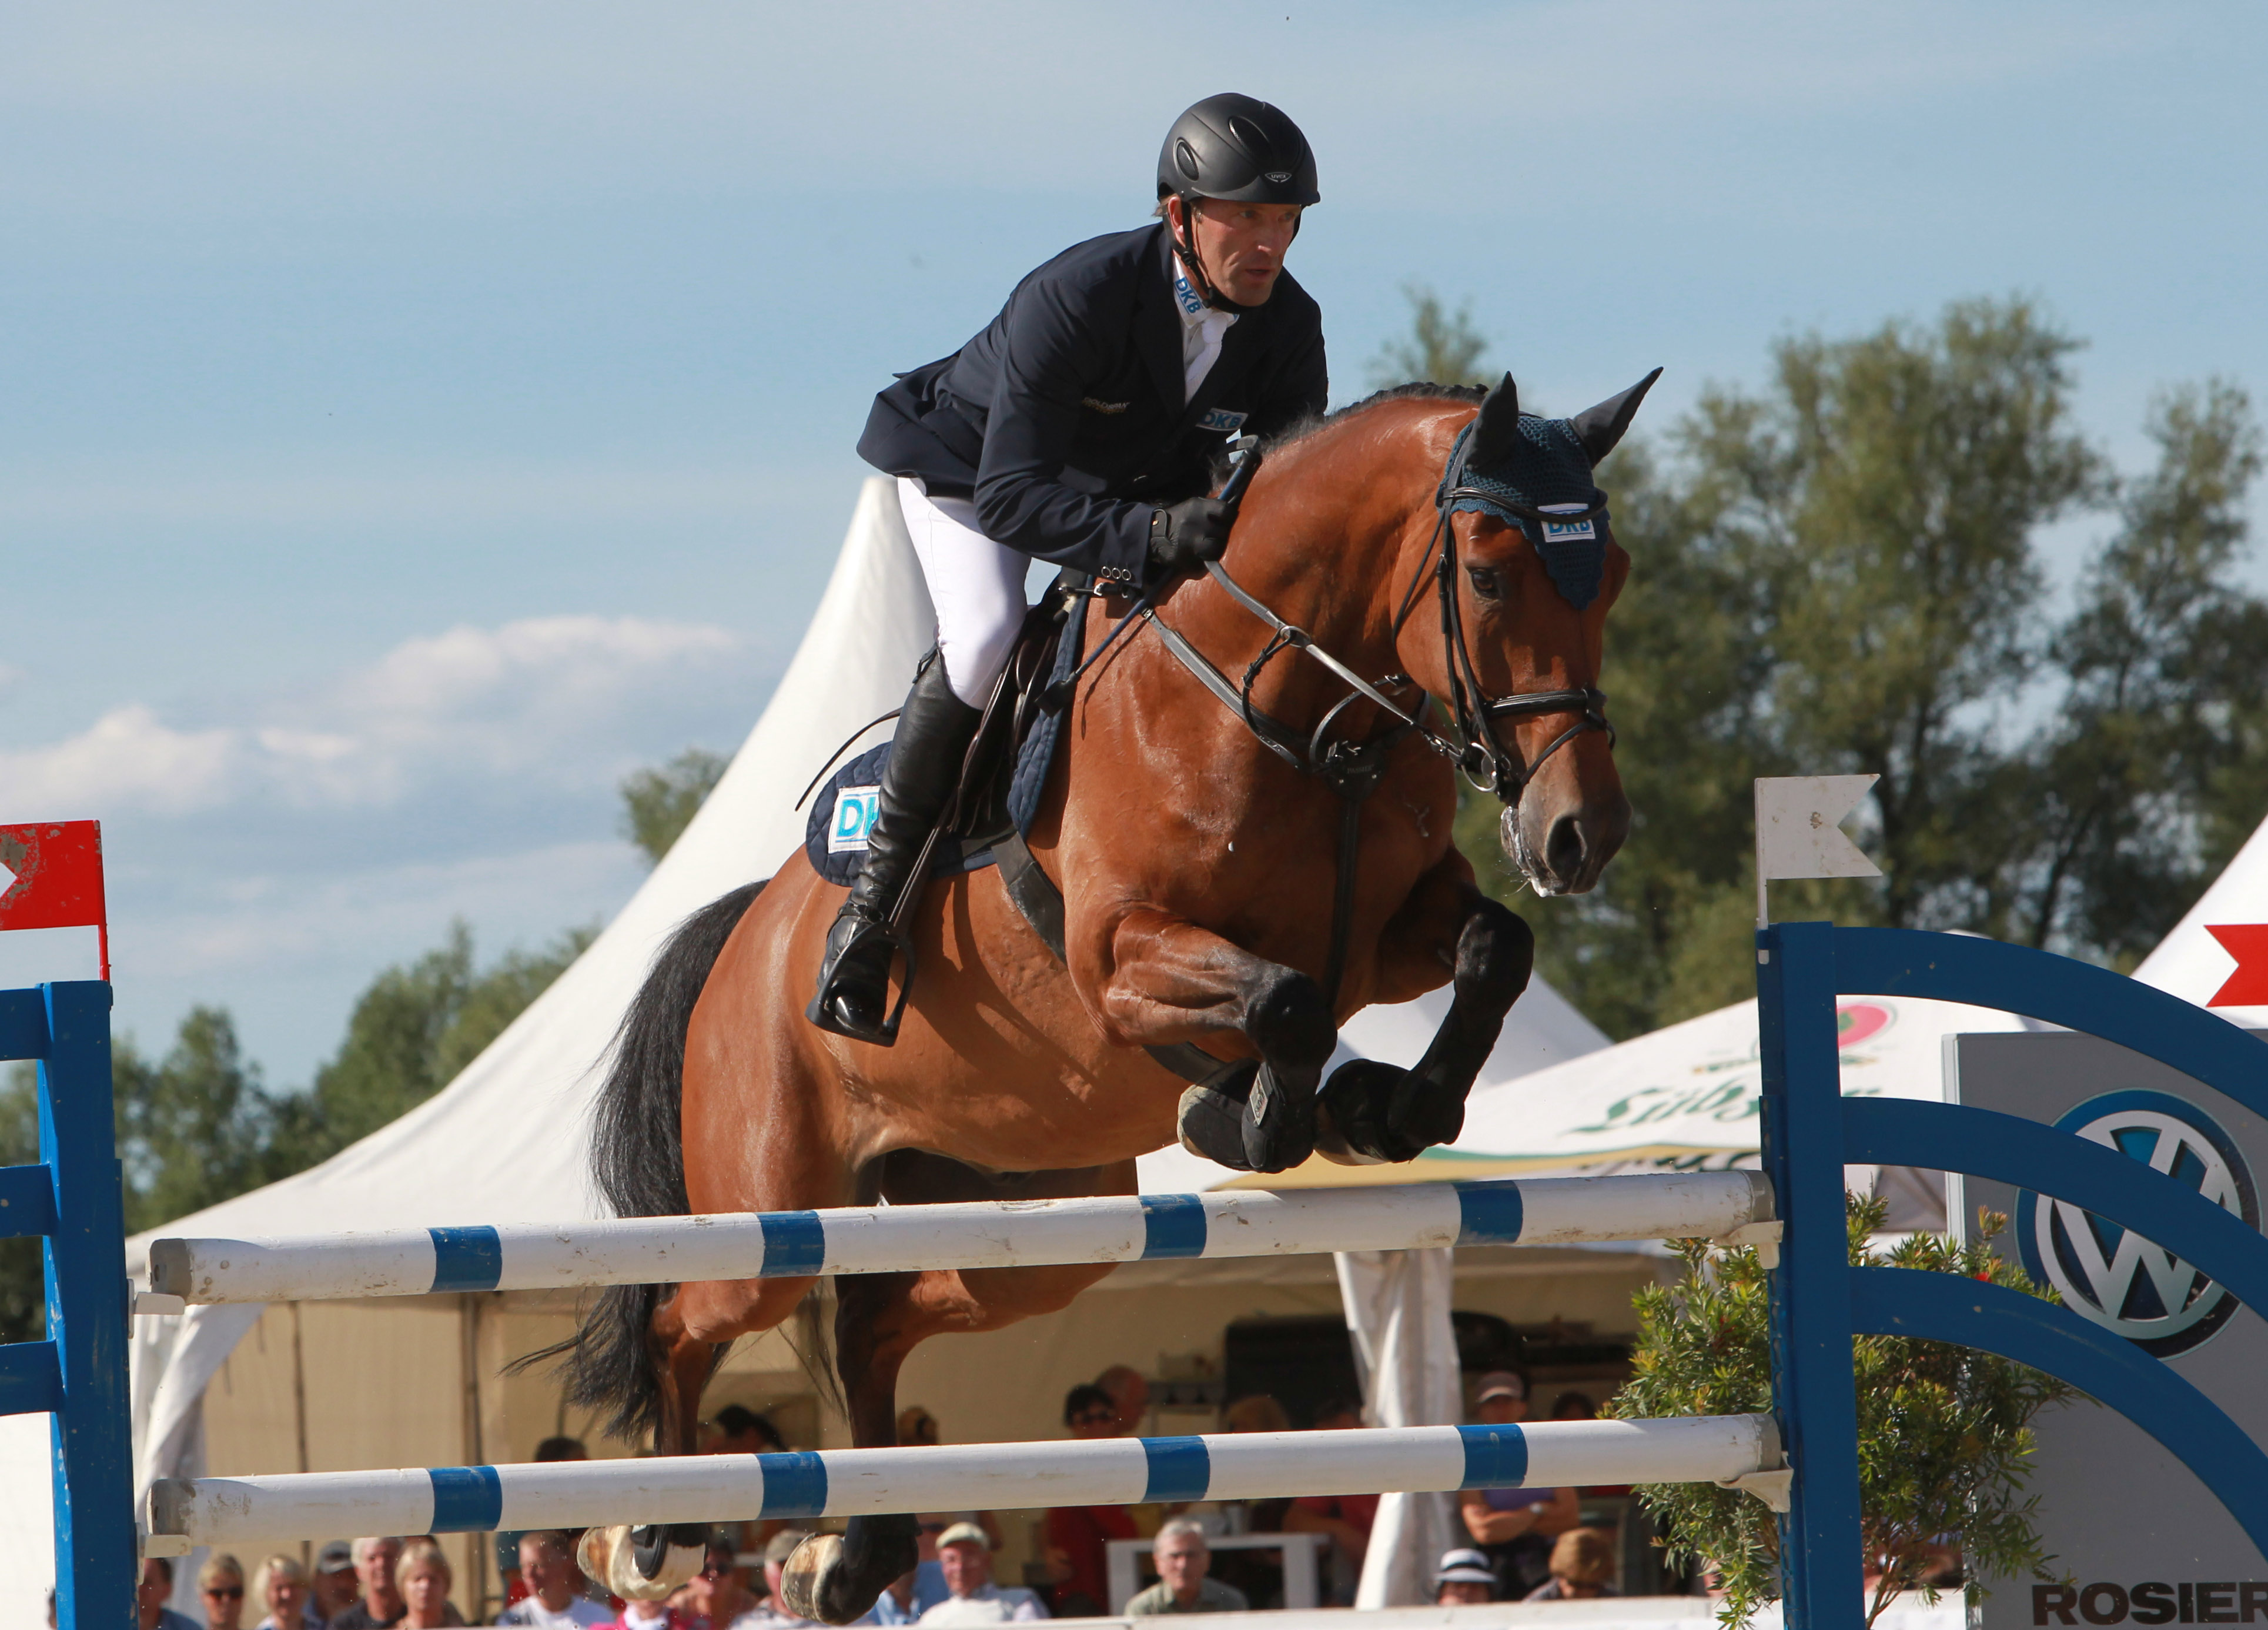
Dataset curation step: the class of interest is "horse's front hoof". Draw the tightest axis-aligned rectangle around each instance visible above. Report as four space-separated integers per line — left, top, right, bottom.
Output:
1177 1074 1257 1171
1241 1063 1316 1173
578 1524 703 1602
1388 1069 1468 1155
1315 1059 1401 1165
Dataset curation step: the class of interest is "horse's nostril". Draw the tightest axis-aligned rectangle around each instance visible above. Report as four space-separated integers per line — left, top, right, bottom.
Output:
1546 813 1587 883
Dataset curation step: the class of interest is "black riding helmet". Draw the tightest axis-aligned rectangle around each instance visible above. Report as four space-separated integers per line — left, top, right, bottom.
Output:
1156 93 1317 308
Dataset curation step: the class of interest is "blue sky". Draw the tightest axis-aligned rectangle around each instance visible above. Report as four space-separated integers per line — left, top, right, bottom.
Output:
4 1 2264 1084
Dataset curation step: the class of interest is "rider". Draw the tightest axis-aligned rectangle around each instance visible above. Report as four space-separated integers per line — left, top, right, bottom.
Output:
810 93 1329 1043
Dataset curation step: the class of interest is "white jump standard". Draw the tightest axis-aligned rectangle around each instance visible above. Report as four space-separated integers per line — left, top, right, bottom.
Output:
145 1170 1779 1304
146 1414 1783 1549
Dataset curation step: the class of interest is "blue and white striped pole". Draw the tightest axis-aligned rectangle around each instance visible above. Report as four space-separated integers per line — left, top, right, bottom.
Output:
147 1171 1774 1305
146 1414 1778 1548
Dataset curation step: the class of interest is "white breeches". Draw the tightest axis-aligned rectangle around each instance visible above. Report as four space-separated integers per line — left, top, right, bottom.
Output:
897 477 1029 706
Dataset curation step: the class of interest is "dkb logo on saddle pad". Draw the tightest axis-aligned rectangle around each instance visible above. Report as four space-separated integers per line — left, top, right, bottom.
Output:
2017 1089 2260 1358
803 742 1002 887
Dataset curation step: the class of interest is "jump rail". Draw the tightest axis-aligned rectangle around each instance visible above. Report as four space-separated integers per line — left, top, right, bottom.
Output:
146 1170 1778 1304
147 1415 1780 1548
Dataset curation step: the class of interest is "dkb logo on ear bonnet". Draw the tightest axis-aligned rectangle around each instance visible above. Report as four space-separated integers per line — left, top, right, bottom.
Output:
1439 369 1662 611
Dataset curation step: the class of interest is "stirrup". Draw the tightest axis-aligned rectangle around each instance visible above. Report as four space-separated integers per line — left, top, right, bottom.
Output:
807 910 916 1046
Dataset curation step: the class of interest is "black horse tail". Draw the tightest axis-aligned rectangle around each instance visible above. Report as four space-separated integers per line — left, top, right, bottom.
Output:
510 880 765 1445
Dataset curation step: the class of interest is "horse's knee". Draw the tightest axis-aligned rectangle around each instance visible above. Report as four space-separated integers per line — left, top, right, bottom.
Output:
1456 899 1534 1011
1245 966 1336 1070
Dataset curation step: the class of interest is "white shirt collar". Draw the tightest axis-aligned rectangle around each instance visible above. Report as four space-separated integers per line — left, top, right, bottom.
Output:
1171 255 1237 405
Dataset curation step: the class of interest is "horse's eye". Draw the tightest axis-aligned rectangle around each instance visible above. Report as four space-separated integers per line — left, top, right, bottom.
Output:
1466 564 1503 600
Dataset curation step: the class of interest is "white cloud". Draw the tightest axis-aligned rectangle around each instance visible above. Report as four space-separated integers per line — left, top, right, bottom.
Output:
0 614 748 817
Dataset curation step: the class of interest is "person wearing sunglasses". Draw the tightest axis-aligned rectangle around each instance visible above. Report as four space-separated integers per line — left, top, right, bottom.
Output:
1039 1385 1140 1617
198 1555 248 1630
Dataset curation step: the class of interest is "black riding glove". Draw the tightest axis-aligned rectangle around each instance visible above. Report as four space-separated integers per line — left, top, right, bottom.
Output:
1147 495 1239 577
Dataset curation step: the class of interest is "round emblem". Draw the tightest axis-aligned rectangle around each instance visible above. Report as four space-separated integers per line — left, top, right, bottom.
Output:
2017 1089 2258 1357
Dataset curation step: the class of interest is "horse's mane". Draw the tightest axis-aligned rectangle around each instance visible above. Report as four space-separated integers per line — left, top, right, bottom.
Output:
1229 381 1485 478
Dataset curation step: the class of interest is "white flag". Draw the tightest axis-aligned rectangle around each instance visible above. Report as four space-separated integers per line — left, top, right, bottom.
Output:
1755 775 1880 926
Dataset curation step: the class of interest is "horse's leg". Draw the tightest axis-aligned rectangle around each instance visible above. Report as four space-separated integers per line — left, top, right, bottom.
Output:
1089 907 1338 1173
1319 865 1533 1164
785 1158 1132 1625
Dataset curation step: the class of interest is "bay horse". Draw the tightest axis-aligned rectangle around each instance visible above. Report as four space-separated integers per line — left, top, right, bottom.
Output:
549 371 1653 1619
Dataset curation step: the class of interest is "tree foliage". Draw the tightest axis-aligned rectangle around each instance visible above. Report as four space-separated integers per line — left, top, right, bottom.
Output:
1449 297 2268 1036
621 747 728 865
1611 1197 2076 1628
1369 283 1493 389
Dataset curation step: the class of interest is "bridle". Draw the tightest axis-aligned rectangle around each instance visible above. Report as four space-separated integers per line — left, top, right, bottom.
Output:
1397 420 1617 801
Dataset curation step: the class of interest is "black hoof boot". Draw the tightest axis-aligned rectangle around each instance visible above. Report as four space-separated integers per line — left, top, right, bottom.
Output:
1316 1058 1410 1164
1176 1063 1316 1174
807 911 901 1043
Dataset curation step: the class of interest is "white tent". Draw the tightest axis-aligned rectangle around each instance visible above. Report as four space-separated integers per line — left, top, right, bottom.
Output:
2133 812 2268 1026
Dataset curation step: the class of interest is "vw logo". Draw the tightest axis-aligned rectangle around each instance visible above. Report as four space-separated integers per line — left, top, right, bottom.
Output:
2018 1090 2258 1358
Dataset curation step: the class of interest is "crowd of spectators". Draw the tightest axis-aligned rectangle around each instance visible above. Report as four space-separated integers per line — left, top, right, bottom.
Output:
115 1366 1639 1626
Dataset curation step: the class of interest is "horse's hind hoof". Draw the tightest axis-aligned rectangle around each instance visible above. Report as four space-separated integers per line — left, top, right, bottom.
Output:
578 1524 703 1602
781 1532 843 1621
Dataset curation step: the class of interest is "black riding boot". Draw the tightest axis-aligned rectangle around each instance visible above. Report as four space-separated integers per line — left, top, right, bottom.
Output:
807 654 983 1044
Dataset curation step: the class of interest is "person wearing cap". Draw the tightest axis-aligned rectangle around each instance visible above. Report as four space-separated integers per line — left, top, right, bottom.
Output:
310 1544 362 1626
812 93 1327 1092
1125 1519 1248 1616
735 1529 821 1628
327 1538 405 1630
1457 1372 1580 1600
1433 1548 1498 1606
916 1524 1049 1624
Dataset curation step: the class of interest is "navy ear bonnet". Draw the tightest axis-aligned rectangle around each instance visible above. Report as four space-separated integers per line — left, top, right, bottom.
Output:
1439 414 1610 610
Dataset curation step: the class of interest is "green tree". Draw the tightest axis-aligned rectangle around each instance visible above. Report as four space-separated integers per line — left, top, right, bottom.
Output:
0 1067 41 1343
113 1007 272 1234
1486 298 2268 1035
1612 1197 2074 1628
274 920 594 1170
1369 283 1493 389
621 747 728 865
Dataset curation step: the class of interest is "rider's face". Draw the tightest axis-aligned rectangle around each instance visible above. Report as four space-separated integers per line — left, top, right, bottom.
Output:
1173 196 1300 306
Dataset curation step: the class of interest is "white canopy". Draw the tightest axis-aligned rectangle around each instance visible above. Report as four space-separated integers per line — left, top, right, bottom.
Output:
2133 811 2268 1026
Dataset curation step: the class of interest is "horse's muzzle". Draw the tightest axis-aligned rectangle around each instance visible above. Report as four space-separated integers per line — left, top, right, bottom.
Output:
1503 783 1630 897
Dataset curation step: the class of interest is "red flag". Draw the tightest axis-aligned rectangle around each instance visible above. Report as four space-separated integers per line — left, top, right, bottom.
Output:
0 821 109 980
2204 924 2268 1008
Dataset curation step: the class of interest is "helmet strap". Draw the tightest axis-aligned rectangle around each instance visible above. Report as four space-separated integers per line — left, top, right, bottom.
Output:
1170 195 1242 313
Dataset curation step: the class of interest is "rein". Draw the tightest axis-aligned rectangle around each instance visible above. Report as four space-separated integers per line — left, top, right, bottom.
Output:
1115 426 1615 1003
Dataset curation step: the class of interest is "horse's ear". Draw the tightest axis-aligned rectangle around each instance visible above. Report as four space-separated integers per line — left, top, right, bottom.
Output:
1468 372 1522 466
1570 367 1664 466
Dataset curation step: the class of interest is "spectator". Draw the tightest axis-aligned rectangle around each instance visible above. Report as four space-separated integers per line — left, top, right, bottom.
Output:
705 1406 787 1455
251 1554 320 1630
137 1558 199 1630
1433 1549 1497 1606
916 1525 1048 1625
1093 1367 1149 1437
200 1554 249 1630
1456 1372 1578 1600
1217 1396 1288 1435
670 1535 754 1630
497 1438 593 1608
738 1530 819 1628
1126 1520 1247 1616
1523 1529 1618 1601
608 1602 680 1630
496 1532 611 1628
1282 1400 1375 1605
393 1542 464 1628
1042 1385 1138 1616
310 1546 361 1626
328 1537 406 1629
1550 1391 1596 1421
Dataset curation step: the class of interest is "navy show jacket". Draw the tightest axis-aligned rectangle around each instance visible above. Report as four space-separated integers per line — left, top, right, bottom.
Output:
857 222 1327 586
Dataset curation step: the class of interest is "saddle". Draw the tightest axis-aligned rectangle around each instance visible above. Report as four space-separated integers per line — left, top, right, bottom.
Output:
801 575 1251 1093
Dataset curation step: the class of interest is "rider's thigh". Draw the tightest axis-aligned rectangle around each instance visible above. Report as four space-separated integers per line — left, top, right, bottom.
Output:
898 477 1028 703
